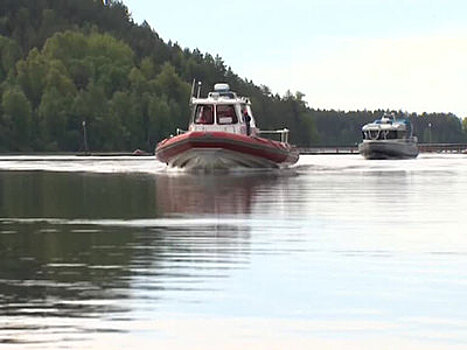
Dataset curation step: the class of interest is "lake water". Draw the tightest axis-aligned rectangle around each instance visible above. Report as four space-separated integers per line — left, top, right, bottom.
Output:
1 154 467 349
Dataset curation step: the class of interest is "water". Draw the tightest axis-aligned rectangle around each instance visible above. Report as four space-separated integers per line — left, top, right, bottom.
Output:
1 154 467 349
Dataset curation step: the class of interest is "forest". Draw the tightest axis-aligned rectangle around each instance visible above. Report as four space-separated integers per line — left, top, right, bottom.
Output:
0 0 465 152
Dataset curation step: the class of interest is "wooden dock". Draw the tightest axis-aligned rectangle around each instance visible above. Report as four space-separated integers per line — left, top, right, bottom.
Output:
418 143 467 153
299 147 358 155
299 143 467 155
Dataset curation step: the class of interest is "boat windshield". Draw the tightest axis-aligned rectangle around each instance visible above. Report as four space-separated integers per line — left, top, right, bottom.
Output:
194 104 214 125
216 104 238 125
364 129 407 140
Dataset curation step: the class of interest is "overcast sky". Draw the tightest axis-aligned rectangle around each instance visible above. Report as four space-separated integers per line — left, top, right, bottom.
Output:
122 0 467 117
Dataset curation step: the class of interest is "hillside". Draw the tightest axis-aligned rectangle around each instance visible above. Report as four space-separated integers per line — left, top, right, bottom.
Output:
0 0 464 152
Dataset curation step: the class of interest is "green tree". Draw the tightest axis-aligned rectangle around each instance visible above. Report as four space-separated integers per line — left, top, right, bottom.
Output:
38 87 72 150
1 87 32 150
0 36 21 82
16 48 48 108
1 0 465 152
147 95 171 144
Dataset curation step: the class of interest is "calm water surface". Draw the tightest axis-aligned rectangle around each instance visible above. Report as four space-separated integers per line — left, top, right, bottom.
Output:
0 154 467 349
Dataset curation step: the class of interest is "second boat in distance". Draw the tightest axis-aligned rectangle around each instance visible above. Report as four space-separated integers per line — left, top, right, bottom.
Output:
359 112 419 159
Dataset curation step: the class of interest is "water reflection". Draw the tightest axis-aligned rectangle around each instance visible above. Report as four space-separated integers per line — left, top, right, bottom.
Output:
156 173 282 215
0 171 284 218
0 171 158 219
0 171 269 346
1 156 467 349
0 218 251 346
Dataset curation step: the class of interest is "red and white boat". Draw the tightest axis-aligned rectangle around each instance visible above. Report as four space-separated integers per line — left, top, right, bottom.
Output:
156 83 299 170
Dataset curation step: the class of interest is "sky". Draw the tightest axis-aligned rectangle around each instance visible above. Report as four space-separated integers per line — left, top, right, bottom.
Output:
122 0 467 117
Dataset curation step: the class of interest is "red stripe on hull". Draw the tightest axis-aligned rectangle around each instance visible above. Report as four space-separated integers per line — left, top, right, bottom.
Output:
156 132 299 167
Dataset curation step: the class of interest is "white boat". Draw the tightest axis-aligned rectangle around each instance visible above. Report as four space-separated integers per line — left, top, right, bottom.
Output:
358 112 419 159
155 83 299 170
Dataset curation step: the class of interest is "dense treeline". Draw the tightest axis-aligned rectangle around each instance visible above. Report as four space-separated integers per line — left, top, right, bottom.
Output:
0 0 464 152
312 110 465 146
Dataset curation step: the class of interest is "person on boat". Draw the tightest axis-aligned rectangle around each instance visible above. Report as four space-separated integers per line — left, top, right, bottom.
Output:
243 109 251 136
197 105 213 124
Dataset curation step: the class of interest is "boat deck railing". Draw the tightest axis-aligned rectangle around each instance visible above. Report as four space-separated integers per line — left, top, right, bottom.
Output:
257 128 290 143
175 127 290 143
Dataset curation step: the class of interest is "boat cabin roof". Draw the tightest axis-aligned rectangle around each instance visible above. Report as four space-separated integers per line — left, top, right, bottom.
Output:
362 113 410 131
191 83 251 106
189 83 256 129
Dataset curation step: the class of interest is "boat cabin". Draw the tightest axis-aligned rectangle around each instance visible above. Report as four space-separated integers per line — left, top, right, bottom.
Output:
188 83 257 135
362 113 413 141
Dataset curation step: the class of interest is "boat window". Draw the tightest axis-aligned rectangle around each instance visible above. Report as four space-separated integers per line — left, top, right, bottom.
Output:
386 131 397 139
397 131 406 139
194 104 214 125
369 130 380 140
216 104 238 125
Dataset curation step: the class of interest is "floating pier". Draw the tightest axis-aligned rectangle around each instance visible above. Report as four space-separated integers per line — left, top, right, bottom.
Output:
299 143 467 155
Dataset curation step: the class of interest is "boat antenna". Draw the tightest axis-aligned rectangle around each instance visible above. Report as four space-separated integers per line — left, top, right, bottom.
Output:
189 79 196 105
190 79 196 97
196 81 202 98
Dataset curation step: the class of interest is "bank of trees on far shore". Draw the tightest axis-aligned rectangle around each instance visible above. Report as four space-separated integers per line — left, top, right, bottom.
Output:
0 0 464 152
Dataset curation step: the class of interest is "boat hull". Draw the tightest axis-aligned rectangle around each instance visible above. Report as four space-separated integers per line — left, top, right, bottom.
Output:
358 140 419 159
156 131 299 170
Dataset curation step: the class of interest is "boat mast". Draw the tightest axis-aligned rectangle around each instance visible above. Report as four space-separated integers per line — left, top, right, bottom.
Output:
196 81 202 98
189 79 196 105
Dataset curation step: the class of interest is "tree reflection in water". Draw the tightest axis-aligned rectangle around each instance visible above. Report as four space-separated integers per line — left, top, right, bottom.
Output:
0 170 280 346
155 173 280 215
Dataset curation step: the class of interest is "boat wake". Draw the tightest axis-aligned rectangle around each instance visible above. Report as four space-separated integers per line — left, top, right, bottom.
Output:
0 216 254 229
0 155 301 177
0 155 167 174
294 154 466 174
0 154 464 175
